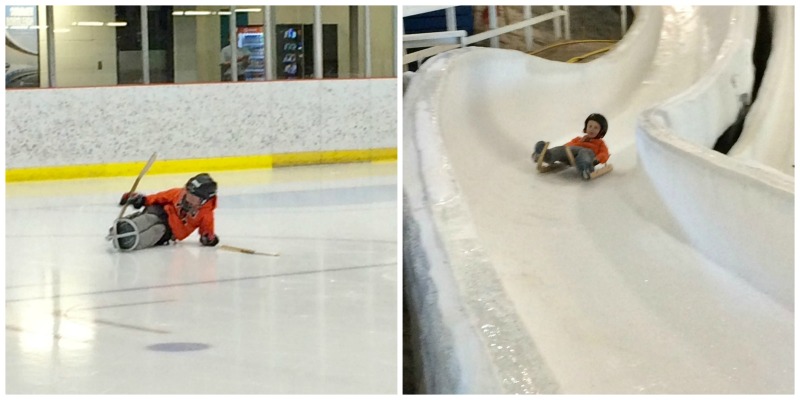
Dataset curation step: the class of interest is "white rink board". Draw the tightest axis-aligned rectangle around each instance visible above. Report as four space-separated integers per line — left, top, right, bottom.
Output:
6 78 396 168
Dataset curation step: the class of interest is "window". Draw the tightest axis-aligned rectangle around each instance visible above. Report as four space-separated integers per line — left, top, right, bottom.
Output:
5 5 396 88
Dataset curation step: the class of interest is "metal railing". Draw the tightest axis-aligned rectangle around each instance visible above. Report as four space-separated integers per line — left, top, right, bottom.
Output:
403 6 570 66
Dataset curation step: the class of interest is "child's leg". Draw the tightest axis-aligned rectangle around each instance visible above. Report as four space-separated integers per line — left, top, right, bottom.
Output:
574 148 597 172
129 211 168 250
112 206 170 250
544 145 571 164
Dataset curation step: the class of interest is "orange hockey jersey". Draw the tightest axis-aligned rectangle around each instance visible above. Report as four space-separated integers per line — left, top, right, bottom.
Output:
144 188 217 241
565 136 610 164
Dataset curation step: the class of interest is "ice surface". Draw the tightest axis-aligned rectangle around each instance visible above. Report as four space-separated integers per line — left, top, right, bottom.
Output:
6 163 398 394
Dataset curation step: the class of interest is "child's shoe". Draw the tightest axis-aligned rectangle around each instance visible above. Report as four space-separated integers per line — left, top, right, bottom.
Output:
577 158 594 180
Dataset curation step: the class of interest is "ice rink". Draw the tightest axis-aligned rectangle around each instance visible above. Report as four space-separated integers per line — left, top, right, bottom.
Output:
6 162 398 394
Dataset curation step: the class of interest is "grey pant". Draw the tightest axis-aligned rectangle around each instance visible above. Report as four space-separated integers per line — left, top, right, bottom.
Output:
127 206 171 250
542 145 597 172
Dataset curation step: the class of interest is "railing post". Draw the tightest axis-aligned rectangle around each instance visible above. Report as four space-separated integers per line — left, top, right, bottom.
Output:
365 6 372 78
621 6 628 36
445 7 456 31
141 5 150 84
314 6 323 79
523 6 533 51
488 6 498 48
564 6 571 40
264 5 274 81
552 6 561 39
229 6 237 81
45 5 56 87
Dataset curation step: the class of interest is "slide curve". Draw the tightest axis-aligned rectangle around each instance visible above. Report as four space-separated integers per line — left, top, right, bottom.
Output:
404 6 793 394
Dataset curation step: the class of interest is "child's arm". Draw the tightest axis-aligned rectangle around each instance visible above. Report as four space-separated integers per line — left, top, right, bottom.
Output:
566 136 584 146
595 141 610 164
198 207 218 246
144 188 183 206
119 188 178 208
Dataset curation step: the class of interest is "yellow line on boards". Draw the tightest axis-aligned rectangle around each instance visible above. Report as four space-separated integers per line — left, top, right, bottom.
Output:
6 148 397 182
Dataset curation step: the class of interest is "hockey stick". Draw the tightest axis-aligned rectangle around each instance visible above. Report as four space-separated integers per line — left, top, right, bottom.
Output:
219 244 280 257
118 152 158 219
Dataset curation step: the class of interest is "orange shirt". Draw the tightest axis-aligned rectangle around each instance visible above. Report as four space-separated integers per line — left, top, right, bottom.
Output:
144 188 216 241
565 136 610 164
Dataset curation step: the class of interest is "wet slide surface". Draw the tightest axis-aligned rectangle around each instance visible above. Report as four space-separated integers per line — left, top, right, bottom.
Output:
405 6 792 394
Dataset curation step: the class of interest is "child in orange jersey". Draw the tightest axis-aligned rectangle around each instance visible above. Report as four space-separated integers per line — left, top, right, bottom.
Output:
108 173 219 251
531 113 610 180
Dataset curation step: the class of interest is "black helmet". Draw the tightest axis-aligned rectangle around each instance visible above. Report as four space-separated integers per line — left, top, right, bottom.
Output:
186 173 217 201
584 113 608 138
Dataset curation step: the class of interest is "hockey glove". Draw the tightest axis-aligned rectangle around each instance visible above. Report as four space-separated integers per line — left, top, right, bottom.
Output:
119 192 146 209
200 234 219 247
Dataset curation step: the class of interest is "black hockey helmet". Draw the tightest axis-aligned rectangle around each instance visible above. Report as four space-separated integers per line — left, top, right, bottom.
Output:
186 173 217 201
584 113 608 138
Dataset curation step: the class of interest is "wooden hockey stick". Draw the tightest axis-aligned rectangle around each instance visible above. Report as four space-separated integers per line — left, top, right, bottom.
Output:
118 152 158 219
219 244 280 257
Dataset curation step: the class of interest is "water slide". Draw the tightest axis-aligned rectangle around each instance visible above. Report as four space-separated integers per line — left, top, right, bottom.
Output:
404 6 793 394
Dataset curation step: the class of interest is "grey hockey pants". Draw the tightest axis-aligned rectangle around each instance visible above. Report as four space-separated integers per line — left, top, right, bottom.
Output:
128 206 171 250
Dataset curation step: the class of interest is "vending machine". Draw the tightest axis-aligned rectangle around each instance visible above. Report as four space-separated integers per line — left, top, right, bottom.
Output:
237 26 265 81
276 24 303 79
276 24 338 79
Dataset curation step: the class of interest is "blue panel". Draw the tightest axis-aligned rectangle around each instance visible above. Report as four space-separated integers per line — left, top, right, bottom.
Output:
404 6 473 35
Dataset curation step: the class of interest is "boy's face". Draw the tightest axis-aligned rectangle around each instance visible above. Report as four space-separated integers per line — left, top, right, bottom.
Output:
584 120 602 138
180 191 204 215
184 192 203 207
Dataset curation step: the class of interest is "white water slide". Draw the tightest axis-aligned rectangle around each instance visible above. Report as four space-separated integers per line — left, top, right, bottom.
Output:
404 6 793 394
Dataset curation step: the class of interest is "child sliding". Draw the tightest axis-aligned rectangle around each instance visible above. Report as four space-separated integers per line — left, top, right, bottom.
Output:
531 113 613 180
